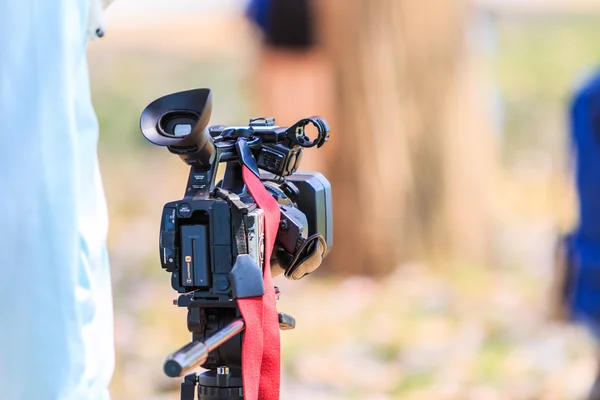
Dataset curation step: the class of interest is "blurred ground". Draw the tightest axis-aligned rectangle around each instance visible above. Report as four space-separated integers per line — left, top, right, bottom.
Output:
89 5 600 400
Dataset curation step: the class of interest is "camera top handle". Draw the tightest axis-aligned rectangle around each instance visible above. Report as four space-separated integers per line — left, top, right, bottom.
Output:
140 88 330 198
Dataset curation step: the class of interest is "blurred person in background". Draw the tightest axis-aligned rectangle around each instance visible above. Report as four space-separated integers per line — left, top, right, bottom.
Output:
246 0 334 172
0 0 114 398
553 71 600 400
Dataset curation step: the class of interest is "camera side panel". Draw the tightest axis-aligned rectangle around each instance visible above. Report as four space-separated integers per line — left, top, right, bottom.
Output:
160 199 234 296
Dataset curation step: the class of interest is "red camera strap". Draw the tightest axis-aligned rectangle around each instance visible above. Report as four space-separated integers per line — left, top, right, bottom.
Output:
238 166 281 400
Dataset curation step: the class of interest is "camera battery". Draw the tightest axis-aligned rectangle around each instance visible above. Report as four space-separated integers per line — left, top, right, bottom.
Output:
180 225 211 288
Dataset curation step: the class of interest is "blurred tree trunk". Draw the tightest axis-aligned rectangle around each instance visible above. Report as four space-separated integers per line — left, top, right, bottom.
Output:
253 48 335 173
317 1 498 274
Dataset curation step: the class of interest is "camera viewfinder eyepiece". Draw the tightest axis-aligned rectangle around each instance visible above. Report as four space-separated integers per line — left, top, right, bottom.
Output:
140 88 215 167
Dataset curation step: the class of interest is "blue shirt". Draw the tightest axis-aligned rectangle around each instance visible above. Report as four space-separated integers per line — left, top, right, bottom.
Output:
0 0 114 398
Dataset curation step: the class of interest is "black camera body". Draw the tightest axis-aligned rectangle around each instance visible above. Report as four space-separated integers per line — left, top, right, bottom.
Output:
140 89 332 384
160 171 333 297
159 196 235 294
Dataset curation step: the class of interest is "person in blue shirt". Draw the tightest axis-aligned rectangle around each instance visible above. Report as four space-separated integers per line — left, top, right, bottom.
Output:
0 0 114 398
554 70 600 400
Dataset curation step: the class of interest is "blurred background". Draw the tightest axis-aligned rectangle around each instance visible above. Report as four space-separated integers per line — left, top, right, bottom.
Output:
89 0 600 398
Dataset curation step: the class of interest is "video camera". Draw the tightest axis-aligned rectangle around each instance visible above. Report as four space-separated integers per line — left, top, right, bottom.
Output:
140 88 332 399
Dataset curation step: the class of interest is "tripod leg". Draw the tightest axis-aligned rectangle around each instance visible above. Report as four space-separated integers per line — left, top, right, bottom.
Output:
180 373 197 400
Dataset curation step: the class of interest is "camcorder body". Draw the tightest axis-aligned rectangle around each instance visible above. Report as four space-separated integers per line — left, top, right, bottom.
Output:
160 171 332 295
140 88 332 398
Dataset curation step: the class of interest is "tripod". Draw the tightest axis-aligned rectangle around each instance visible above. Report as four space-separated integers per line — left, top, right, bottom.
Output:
164 298 295 399
167 319 244 400
180 368 243 400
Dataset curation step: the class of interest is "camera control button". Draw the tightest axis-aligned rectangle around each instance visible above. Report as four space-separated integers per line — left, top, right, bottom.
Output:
178 203 192 218
192 173 207 182
215 276 230 291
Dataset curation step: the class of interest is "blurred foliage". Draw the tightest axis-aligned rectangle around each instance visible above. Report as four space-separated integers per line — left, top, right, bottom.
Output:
91 51 251 160
495 16 600 166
